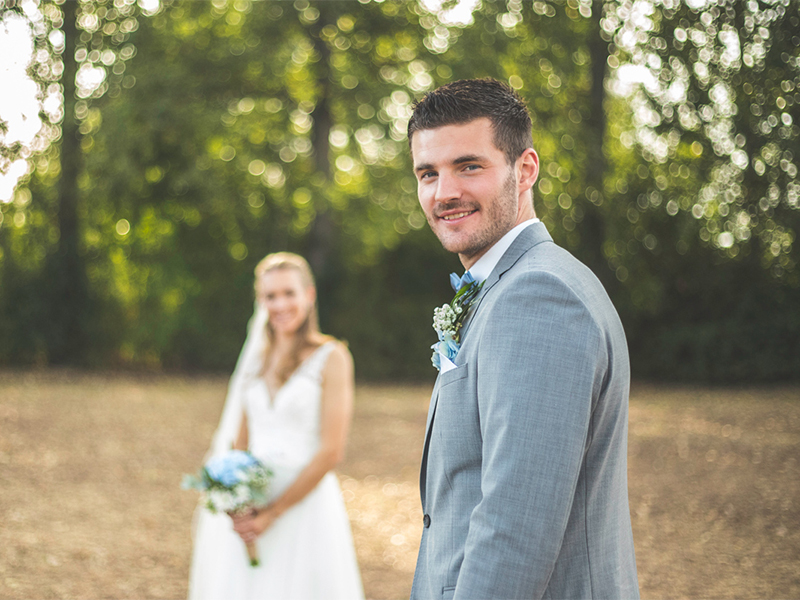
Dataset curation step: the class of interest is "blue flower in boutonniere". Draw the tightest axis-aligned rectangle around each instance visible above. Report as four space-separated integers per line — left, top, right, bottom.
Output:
431 273 483 370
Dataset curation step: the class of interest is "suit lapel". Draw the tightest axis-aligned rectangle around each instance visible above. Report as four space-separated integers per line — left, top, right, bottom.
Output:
418 222 553 509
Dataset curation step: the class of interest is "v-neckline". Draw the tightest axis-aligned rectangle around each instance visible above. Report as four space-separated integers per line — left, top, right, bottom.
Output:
264 342 330 408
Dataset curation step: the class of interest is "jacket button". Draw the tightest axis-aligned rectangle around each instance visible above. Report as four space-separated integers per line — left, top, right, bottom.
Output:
423 514 431 528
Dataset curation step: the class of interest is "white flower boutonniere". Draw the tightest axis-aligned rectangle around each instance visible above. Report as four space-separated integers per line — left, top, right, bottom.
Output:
431 274 483 370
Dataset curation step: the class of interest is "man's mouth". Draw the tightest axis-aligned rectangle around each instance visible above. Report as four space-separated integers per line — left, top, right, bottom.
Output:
440 209 477 221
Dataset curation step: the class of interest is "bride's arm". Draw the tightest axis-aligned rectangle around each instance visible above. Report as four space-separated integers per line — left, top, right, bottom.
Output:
233 412 248 451
233 342 354 539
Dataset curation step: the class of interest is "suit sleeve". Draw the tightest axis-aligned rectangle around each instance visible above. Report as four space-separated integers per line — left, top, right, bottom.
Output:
453 270 606 599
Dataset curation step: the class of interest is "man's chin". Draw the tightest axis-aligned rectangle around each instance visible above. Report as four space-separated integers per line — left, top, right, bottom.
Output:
434 235 467 254
436 236 482 258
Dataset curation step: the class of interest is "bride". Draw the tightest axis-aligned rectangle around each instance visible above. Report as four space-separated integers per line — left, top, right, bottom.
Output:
188 252 364 600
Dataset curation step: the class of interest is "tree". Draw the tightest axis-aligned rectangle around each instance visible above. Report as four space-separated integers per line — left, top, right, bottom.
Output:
1 0 797 380
49 0 454 372
601 0 800 379
612 0 799 280
0 0 161 363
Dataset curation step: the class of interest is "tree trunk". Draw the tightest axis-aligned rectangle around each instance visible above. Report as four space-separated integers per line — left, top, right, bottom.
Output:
581 0 612 287
47 0 87 363
305 7 336 282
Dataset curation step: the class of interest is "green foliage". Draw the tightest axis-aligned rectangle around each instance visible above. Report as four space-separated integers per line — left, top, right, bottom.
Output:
609 0 800 280
0 0 798 381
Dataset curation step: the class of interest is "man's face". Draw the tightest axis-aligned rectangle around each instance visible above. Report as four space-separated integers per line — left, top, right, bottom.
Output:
411 118 536 268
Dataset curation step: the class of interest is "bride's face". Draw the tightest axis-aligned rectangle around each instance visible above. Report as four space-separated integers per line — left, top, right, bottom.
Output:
257 268 316 336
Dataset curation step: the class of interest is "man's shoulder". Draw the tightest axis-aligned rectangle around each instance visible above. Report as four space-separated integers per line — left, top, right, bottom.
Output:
490 241 623 333
501 239 599 293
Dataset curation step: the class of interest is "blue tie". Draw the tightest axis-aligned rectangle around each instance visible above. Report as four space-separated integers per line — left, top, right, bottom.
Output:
450 271 476 292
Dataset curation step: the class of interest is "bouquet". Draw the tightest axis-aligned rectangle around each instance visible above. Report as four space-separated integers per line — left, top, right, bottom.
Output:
183 450 273 566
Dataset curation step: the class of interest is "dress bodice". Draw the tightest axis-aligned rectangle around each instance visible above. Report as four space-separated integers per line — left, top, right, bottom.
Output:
242 343 335 490
189 339 364 600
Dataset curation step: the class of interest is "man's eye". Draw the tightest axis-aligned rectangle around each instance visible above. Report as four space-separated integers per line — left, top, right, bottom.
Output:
420 171 437 180
463 164 480 171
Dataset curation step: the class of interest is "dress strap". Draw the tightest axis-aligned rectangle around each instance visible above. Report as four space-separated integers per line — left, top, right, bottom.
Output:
300 341 337 383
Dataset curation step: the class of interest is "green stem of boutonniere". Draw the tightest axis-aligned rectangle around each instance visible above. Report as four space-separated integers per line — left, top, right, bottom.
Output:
453 279 482 307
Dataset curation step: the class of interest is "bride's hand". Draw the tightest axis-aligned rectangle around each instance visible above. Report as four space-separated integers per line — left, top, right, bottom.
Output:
231 507 278 542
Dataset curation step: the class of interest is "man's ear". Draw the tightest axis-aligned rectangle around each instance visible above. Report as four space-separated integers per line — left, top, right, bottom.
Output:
517 148 540 193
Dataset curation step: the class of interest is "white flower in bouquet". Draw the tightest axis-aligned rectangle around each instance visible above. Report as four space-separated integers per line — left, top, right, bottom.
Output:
208 488 236 513
234 484 250 504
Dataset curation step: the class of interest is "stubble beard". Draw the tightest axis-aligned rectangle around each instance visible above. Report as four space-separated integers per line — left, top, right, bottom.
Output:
429 168 519 260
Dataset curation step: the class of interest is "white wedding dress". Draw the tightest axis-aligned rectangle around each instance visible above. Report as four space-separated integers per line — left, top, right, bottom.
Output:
188 337 364 600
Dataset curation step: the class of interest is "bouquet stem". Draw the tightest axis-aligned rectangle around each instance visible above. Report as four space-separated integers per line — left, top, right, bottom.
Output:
245 539 259 567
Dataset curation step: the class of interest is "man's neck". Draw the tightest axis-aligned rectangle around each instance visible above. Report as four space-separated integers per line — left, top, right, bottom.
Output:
464 218 539 283
459 204 537 269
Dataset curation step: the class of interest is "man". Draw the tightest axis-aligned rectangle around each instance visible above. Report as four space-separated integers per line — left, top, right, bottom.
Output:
408 78 639 599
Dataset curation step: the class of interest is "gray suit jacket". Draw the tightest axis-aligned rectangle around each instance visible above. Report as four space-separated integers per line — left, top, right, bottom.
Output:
411 223 639 600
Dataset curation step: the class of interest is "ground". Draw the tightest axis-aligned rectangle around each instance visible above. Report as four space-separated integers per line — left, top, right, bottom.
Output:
0 370 798 599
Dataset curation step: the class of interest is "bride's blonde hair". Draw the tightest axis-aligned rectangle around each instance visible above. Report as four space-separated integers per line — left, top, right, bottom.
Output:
254 252 331 385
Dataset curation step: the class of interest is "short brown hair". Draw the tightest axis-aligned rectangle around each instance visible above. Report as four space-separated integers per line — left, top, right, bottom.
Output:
407 78 533 164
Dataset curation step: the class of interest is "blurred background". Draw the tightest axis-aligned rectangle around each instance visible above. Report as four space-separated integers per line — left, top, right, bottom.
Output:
1 2 799 599
0 0 797 382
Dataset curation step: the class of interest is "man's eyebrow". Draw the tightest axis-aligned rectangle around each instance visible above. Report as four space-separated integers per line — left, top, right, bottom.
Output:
453 154 484 165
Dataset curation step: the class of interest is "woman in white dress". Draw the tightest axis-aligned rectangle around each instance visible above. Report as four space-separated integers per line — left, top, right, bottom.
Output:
188 252 364 600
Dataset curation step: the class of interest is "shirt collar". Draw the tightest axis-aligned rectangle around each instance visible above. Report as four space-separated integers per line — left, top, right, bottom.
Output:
467 218 539 284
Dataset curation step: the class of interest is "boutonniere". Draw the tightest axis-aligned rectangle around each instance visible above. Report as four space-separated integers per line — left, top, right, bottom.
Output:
431 273 483 371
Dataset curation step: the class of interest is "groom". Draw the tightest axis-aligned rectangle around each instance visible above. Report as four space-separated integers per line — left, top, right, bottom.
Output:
408 78 639 599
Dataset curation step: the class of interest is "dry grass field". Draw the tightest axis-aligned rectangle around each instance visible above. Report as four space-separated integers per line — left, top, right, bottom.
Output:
0 370 798 599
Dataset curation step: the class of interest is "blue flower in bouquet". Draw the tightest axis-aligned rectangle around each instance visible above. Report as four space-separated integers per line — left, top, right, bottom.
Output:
182 450 272 513
205 450 258 486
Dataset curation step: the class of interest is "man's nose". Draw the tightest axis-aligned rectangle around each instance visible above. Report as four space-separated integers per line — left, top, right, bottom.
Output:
434 172 461 203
